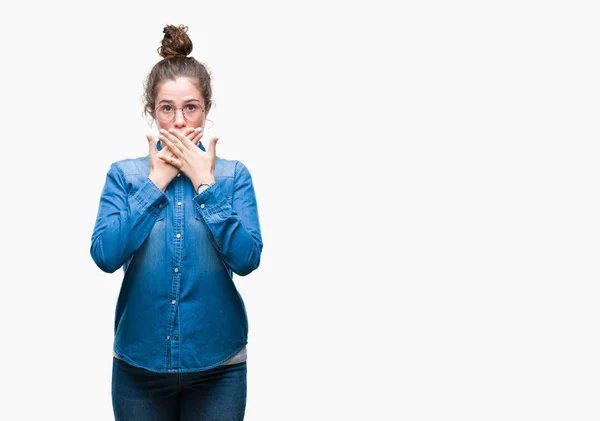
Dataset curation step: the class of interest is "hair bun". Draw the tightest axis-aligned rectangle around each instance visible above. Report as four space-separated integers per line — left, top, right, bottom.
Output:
157 24 193 58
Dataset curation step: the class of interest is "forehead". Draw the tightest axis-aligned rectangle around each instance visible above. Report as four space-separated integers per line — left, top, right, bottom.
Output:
156 77 204 103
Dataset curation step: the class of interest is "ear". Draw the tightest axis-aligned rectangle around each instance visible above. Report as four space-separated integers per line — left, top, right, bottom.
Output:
205 100 212 114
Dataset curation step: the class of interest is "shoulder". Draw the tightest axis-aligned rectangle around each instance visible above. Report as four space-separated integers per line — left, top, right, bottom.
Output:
108 155 150 177
215 156 252 179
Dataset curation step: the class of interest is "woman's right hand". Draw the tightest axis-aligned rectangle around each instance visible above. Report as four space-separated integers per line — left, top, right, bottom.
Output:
147 127 202 191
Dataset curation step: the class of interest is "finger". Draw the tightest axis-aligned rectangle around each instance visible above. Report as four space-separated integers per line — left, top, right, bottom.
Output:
170 127 197 149
161 146 176 157
160 129 184 151
182 127 196 139
183 127 199 145
147 134 158 155
207 136 219 156
159 134 184 157
191 127 204 146
157 154 181 168
166 128 190 150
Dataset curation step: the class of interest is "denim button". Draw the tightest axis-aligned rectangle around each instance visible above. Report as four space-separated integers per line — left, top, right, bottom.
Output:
177 173 181 177
174 268 179 273
174 335 179 340
172 300 176 305
166 335 170 340
176 233 181 239
159 204 164 208
200 204 205 209
177 202 182 206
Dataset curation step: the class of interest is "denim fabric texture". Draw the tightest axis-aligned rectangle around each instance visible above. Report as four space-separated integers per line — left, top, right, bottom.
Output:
112 357 247 421
91 141 262 373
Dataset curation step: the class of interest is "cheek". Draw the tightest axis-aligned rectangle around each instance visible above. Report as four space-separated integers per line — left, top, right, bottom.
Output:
191 115 205 128
157 121 174 132
182 119 204 132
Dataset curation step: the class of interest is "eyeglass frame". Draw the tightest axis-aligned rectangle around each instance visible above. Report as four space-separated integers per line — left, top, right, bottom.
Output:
154 101 206 123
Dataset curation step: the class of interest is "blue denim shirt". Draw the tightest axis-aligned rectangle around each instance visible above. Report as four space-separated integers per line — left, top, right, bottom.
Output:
90 142 262 373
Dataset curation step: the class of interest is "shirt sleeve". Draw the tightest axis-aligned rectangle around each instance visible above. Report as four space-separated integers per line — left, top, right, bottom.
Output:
90 162 169 273
193 161 263 276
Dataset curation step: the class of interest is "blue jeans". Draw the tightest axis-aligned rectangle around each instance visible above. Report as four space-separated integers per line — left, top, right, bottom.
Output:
112 357 247 421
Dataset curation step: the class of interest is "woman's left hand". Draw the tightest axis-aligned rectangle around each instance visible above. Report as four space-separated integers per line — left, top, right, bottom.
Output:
158 127 219 189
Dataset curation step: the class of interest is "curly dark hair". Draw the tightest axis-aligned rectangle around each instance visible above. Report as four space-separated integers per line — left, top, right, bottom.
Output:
143 24 212 119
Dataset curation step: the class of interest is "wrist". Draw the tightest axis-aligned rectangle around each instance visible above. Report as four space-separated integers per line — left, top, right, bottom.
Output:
192 176 215 191
195 181 214 195
148 175 169 192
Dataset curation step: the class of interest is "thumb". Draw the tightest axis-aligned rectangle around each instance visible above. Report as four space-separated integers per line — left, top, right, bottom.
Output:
208 136 219 156
147 134 158 155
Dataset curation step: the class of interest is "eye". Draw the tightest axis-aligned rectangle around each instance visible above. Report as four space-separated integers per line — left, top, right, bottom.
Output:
186 104 198 112
160 105 173 112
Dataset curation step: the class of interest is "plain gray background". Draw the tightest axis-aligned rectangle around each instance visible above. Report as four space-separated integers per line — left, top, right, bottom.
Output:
1 1 599 420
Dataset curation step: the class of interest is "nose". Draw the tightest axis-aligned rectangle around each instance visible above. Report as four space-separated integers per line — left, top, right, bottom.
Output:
173 108 186 128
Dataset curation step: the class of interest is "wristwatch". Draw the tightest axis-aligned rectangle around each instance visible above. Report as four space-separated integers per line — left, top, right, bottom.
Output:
196 183 213 194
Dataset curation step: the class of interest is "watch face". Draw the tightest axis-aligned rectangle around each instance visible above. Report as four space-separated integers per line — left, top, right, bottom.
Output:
197 184 210 194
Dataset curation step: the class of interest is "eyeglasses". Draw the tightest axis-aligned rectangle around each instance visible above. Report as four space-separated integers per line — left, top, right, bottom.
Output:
155 101 205 123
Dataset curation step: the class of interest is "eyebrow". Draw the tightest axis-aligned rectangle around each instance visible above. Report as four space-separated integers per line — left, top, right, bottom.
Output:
157 99 202 105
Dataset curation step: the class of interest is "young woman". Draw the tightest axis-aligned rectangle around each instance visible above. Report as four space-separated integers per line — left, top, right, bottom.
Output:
90 24 263 420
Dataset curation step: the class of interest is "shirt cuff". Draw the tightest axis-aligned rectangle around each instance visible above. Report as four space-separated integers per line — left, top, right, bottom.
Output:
193 182 229 218
132 178 169 217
